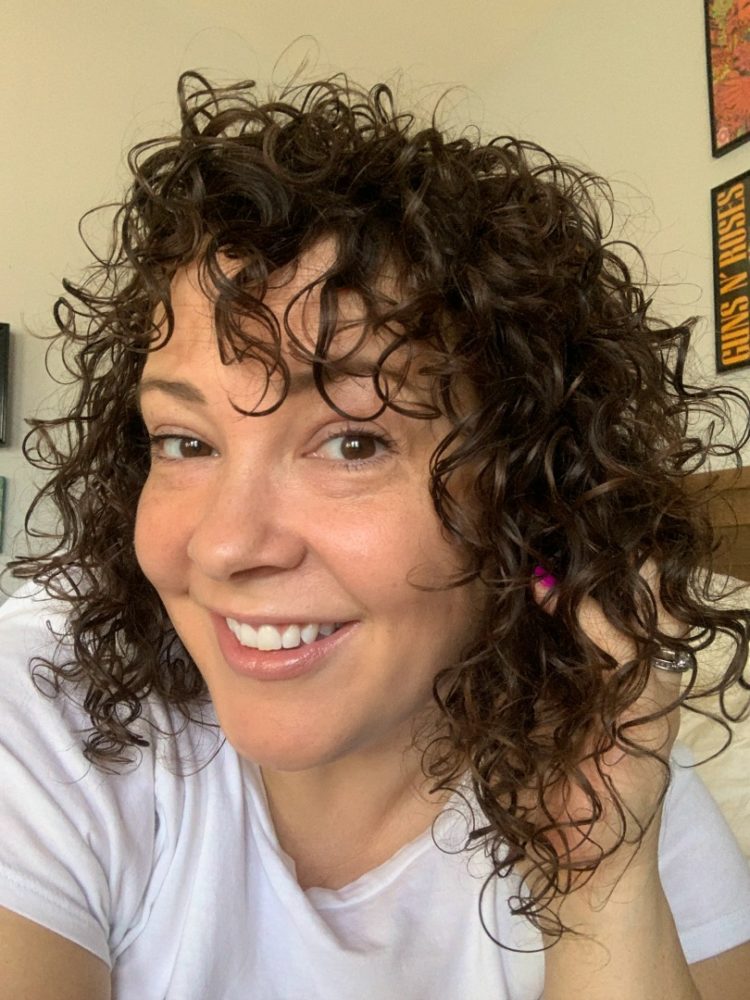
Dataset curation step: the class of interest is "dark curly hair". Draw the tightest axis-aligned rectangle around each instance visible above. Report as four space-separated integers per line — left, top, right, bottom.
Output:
10 71 750 937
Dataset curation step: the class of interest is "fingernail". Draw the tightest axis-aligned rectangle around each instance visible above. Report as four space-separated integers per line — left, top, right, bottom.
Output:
533 565 558 589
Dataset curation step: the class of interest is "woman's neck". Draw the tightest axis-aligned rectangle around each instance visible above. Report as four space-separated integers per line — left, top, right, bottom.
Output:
260 740 454 890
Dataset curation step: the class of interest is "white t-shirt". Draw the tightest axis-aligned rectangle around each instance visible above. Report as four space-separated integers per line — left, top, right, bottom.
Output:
1 586 749 1000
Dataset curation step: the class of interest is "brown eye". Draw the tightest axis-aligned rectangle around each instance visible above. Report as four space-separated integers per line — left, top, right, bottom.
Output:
316 432 389 463
177 438 212 458
150 435 215 460
339 434 378 460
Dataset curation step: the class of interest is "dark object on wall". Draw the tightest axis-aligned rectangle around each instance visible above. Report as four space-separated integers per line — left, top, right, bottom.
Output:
705 0 750 157
0 476 5 551
711 169 750 371
0 323 7 445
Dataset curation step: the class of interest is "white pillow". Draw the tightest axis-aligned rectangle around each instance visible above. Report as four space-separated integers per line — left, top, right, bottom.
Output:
678 574 750 860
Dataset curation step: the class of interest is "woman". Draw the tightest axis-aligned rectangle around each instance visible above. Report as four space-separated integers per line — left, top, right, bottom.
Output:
1 73 749 999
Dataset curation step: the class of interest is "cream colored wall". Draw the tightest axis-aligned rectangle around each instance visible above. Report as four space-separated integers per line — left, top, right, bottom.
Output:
1 0 748 561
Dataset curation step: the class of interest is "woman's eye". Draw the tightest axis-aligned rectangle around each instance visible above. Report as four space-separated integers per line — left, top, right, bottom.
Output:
150 435 215 460
316 432 390 463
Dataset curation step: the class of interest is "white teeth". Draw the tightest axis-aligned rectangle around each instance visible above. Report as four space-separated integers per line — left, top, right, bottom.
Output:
281 625 301 649
300 624 320 644
257 625 283 650
239 623 258 646
226 618 339 650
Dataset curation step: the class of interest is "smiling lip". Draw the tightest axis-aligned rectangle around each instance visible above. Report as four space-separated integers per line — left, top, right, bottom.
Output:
211 613 357 681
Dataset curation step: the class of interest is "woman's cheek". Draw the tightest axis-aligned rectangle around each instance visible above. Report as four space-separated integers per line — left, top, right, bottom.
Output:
134 481 188 592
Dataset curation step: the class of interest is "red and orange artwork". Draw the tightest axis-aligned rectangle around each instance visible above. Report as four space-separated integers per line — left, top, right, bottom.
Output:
706 0 750 155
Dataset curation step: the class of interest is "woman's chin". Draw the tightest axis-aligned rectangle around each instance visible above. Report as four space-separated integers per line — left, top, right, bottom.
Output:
219 716 357 775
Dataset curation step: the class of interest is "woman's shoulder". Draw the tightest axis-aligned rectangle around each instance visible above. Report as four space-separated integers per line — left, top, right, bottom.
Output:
0 579 70 663
0 581 97 747
659 745 750 964
0 579 240 853
0 579 249 819
0 579 179 828
0 580 247 965
0 580 220 765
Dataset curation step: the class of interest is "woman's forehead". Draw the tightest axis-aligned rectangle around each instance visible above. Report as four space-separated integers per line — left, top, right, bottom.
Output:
177 236 402 314
147 248 415 382
139 262 440 424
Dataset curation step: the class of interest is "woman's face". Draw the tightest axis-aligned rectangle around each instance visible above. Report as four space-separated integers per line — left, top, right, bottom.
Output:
134 253 481 773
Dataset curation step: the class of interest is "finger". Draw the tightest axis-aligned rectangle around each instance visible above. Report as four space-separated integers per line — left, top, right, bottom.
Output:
583 595 684 707
531 563 685 710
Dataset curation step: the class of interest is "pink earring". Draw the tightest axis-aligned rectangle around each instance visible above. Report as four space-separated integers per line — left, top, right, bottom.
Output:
533 565 558 589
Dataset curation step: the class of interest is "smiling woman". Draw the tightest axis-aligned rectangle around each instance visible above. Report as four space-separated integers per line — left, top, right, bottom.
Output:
134 258 477 772
1 72 750 999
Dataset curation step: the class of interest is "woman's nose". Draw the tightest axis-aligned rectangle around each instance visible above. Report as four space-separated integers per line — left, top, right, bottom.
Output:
185 469 307 581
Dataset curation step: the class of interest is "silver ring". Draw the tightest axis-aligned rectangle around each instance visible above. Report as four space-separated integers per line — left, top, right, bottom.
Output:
651 648 696 673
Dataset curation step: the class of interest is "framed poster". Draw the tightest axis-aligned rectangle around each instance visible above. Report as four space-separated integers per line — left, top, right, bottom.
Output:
0 323 7 445
0 477 5 551
705 0 750 156
711 169 750 370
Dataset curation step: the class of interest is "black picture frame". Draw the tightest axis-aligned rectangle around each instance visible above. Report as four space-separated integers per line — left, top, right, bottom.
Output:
0 476 5 551
704 0 750 157
0 323 8 445
711 169 750 371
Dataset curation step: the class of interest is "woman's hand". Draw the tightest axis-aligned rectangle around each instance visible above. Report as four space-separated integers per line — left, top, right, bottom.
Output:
528 558 686 887
530 559 701 999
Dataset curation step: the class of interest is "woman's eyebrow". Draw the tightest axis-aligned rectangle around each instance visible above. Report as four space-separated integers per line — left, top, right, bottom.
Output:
137 377 207 406
136 364 406 410
136 371 325 406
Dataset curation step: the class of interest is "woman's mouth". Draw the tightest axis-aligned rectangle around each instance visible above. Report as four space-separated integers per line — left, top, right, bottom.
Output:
212 613 356 682
225 618 343 651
